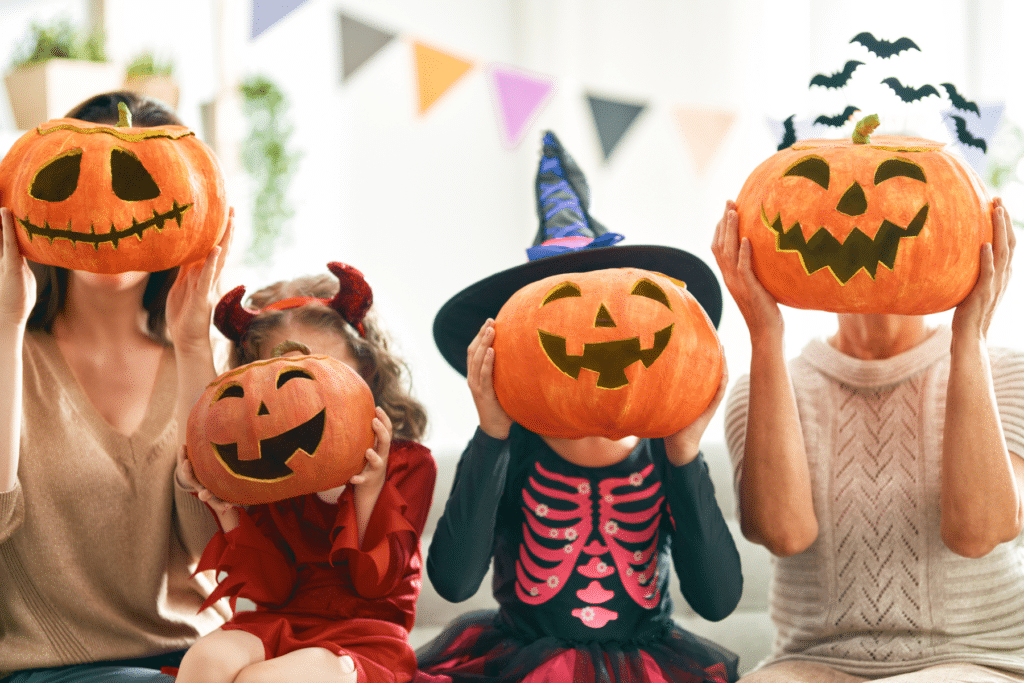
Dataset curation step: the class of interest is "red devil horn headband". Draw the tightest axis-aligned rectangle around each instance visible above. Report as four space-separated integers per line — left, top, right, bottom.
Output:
213 262 373 343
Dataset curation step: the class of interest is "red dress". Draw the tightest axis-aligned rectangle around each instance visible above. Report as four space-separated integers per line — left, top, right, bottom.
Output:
196 440 436 683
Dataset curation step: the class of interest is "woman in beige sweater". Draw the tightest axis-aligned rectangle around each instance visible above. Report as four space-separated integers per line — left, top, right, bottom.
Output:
712 197 1024 682
0 92 231 682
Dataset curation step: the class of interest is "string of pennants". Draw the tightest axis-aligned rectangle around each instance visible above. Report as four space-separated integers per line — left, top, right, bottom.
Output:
251 2 736 172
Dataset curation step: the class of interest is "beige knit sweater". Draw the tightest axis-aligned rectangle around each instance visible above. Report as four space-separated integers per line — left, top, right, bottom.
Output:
725 326 1024 677
0 331 228 676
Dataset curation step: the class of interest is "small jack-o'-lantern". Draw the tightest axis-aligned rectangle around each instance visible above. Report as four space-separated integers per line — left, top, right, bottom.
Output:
492 267 722 440
735 115 992 313
186 342 376 505
0 104 227 274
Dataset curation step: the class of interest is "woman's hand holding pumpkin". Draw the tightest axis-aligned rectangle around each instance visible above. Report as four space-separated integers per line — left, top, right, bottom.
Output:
468 319 513 440
664 353 728 467
0 207 36 330
166 209 233 353
711 200 783 341
952 198 1015 341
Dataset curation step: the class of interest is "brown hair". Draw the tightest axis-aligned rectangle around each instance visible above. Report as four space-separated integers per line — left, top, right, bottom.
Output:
25 91 184 344
233 274 428 442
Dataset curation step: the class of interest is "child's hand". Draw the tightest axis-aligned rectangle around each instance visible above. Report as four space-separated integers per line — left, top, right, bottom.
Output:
0 207 36 329
348 407 392 546
176 446 241 531
174 446 203 493
468 319 513 439
664 354 729 467
165 209 233 353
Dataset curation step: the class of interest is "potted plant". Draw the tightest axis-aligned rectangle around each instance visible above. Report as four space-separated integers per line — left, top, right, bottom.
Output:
4 17 120 129
123 52 179 110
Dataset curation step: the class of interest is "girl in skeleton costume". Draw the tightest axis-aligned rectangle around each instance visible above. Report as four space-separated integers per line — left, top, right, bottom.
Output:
417 132 742 683
174 263 436 683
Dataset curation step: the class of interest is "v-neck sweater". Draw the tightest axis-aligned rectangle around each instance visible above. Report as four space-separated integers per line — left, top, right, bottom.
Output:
724 326 1024 677
0 331 226 675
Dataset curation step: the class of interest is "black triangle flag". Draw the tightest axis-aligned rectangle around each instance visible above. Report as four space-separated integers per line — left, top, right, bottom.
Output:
586 94 646 161
339 12 397 82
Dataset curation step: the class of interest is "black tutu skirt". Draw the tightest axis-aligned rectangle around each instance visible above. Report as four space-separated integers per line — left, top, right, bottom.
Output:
415 610 738 683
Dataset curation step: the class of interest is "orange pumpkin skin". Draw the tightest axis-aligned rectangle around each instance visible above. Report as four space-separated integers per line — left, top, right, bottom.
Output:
735 135 992 314
492 267 723 441
186 354 376 505
0 117 227 274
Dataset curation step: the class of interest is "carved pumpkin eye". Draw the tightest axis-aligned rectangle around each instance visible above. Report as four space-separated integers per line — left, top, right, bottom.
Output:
215 383 245 401
277 368 314 388
110 148 161 201
874 158 927 185
783 155 830 189
30 149 82 202
631 279 672 309
542 282 582 305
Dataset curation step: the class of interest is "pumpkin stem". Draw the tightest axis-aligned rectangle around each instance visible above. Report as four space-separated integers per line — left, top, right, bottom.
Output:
271 340 311 357
852 114 880 144
117 101 133 128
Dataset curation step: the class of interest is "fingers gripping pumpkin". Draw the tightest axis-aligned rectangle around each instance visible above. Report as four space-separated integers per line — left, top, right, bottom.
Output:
735 115 992 314
0 104 227 274
492 267 723 441
186 342 376 505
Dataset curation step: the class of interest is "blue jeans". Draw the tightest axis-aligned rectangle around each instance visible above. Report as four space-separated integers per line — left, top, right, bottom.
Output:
3 652 184 683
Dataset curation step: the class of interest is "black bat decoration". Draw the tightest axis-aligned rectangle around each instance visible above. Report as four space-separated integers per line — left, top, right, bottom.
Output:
850 32 921 59
881 77 939 103
778 115 796 151
950 115 987 153
809 60 864 89
814 106 860 128
941 83 980 115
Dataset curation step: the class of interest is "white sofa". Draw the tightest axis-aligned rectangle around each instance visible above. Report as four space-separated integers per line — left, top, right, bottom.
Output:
409 441 776 677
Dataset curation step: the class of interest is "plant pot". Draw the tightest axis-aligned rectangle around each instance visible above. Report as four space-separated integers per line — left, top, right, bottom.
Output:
5 59 121 130
123 74 180 110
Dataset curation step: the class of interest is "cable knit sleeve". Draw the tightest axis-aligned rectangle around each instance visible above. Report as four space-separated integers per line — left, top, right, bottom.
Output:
722 372 751 514
991 347 1024 459
0 480 24 543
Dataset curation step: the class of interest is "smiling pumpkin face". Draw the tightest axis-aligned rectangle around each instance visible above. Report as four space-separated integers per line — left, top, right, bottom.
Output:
735 132 992 313
0 114 227 274
186 351 376 505
492 267 722 441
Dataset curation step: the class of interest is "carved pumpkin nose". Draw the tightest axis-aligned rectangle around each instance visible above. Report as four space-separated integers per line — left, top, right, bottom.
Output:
257 401 270 416
594 304 616 328
836 181 868 216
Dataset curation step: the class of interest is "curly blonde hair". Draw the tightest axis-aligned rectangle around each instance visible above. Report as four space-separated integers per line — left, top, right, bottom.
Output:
232 273 427 442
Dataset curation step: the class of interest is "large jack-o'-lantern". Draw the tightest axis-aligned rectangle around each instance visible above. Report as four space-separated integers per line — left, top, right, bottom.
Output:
186 342 376 505
735 115 992 313
493 267 722 440
0 103 227 274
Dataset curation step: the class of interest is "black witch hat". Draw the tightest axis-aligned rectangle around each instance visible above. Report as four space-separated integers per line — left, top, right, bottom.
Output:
433 131 721 376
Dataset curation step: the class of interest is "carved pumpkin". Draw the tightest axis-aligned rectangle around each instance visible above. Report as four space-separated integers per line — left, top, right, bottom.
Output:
735 115 992 313
0 105 227 274
492 267 722 440
186 344 376 505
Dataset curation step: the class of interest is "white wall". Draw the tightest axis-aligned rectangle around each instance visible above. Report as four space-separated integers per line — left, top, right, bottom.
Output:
2 0 1023 455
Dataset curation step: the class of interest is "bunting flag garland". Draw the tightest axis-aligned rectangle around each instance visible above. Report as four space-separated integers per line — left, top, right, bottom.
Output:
941 104 1004 176
251 0 310 39
413 42 474 115
339 13 397 82
489 65 555 148
586 94 647 161
674 108 735 176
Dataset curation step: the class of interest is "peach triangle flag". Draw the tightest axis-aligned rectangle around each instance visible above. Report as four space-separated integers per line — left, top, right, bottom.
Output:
413 42 473 115
675 108 736 176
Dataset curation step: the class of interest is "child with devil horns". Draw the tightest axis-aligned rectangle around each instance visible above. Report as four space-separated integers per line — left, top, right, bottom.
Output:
173 263 436 683
416 132 742 683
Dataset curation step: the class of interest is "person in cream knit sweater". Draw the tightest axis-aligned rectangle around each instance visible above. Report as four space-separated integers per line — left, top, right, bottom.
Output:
712 198 1024 682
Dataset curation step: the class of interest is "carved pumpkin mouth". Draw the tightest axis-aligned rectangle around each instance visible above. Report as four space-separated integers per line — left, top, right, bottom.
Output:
537 325 673 390
16 200 192 249
212 408 326 481
761 203 929 284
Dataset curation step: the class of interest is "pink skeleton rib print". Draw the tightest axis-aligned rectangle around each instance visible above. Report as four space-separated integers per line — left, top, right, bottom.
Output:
515 462 665 629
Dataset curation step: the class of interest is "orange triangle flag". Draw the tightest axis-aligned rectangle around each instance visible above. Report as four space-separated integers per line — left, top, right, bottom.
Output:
413 41 473 115
674 108 736 176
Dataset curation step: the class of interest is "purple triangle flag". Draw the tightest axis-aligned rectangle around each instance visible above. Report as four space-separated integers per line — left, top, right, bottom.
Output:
252 0 310 39
490 65 555 148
